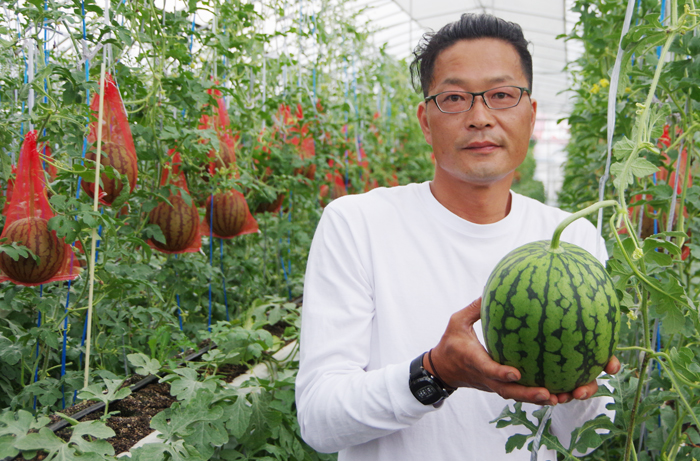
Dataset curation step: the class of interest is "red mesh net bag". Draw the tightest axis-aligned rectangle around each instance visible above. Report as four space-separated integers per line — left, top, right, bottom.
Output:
147 149 201 254
200 188 258 240
0 131 80 286
199 86 239 178
83 73 138 206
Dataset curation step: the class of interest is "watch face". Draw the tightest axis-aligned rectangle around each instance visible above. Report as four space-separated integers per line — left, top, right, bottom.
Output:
416 385 437 401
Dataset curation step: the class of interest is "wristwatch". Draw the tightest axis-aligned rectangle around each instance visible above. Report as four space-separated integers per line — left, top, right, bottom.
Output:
409 352 455 407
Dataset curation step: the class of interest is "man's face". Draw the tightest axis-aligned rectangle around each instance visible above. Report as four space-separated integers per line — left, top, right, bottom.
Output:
417 38 537 187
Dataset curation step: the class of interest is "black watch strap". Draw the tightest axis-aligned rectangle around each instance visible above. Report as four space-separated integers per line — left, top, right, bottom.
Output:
408 352 455 406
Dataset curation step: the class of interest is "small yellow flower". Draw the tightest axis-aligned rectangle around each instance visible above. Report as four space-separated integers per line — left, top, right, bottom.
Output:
599 78 610 88
625 87 632 93
590 83 600 94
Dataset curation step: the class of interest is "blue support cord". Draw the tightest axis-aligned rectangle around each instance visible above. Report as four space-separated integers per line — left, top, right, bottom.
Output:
208 193 214 331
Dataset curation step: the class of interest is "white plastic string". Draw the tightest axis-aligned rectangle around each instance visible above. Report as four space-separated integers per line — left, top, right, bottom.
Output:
666 100 689 234
530 406 553 461
262 56 267 130
595 0 637 261
297 0 302 91
26 38 35 131
83 48 108 388
104 0 112 73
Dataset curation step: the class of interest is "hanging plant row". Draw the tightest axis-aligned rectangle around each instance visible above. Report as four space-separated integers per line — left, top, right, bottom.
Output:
0 0 437 459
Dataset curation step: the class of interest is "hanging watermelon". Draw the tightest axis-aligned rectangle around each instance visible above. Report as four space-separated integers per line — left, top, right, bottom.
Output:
202 189 258 239
0 131 79 286
147 149 201 254
83 73 138 206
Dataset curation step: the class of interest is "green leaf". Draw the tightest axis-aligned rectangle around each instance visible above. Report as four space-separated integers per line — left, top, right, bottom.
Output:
182 413 228 459
504 433 528 453
0 434 19 458
104 378 132 401
612 136 635 160
610 161 634 191
150 390 223 441
127 353 162 376
649 278 687 335
643 237 681 257
647 103 671 140
629 157 658 178
14 427 66 452
568 414 615 454
226 394 253 439
160 367 220 401
0 410 51 443
130 437 206 461
70 421 115 456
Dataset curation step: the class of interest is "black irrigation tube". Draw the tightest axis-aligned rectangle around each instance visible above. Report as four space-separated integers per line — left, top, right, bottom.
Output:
3 295 303 461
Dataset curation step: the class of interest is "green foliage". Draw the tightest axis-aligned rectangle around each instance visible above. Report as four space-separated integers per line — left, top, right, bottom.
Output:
514 0 700 460
77 376 132 416
511 144 545 202
3 0 429 457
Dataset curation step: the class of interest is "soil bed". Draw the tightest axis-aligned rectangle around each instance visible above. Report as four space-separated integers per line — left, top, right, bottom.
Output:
11 324 296 460
55 381 175 455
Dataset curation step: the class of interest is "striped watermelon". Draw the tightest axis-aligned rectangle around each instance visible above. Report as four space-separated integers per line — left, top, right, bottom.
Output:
481 240 620 393
84 142 138 205
205 191 248 237
0 217 65 284
148 196 199 252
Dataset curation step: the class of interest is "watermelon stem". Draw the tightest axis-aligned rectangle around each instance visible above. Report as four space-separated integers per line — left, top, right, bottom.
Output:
550 200 619 251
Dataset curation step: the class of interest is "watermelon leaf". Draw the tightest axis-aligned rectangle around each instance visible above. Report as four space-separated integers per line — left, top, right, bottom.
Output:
127 352 162 376
566 413 616 455
649 276 688 336
491 403 570 458
629 157 658 179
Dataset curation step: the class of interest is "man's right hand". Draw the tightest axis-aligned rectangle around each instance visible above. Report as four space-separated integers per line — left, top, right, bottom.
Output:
424 298 560 406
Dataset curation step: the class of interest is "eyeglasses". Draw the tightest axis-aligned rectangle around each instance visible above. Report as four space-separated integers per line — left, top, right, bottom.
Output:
425 86 531 114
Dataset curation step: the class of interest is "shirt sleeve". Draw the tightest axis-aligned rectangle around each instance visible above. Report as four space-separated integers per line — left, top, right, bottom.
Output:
295 203 437 454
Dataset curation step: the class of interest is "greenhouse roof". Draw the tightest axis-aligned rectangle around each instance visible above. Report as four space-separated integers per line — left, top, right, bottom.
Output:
352 0 584 121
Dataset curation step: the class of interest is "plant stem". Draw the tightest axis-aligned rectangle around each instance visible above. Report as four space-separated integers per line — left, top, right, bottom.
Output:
549 200 619 251
617 26 678 210
624 352 650 461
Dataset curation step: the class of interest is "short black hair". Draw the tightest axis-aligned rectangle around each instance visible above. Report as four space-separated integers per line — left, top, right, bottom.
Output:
410 13 533 97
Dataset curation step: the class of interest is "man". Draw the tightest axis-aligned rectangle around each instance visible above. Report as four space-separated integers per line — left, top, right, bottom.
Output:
295 13 619 460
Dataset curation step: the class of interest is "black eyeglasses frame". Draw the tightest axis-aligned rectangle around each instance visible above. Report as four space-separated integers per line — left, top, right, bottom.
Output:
424 86 531 114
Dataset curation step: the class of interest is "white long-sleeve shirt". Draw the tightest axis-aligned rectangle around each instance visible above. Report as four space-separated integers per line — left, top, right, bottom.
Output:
296 182 614 460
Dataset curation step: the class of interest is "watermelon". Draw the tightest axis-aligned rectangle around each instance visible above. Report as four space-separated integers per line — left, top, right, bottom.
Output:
205 191 249 237
148 196 199 252
481 239 620 393
84 142 138 205
0 217 65 284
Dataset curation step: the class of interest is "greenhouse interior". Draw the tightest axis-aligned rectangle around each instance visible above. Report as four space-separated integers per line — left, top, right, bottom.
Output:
0 0 699 459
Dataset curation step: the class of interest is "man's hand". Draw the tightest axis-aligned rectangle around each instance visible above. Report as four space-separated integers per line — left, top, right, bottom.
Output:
425 298 621 406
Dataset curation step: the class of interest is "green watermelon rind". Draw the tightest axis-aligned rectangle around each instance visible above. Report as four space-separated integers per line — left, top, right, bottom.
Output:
481 240 620 393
